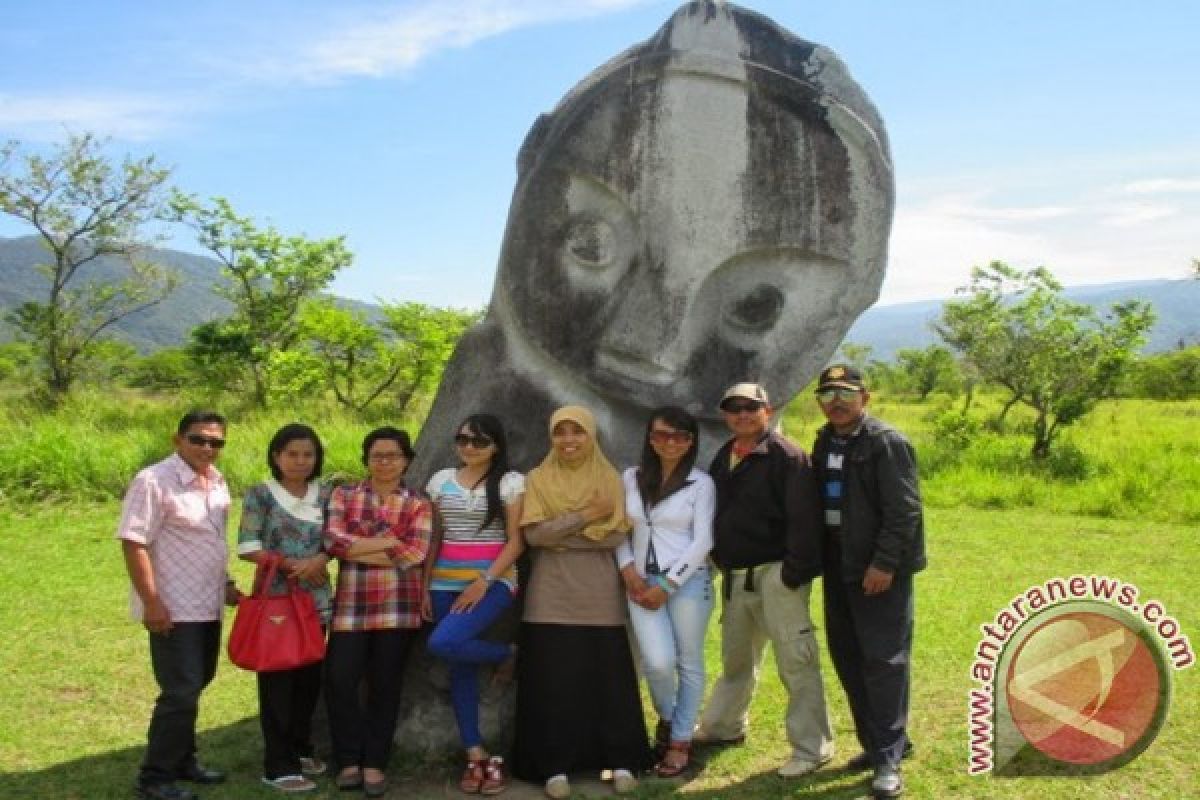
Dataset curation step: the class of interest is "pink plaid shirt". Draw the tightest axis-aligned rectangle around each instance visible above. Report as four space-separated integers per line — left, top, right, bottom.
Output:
116 453 230 622
324 481 432 632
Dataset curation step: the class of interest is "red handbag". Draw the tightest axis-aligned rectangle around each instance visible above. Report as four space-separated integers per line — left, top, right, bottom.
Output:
228 555 326 672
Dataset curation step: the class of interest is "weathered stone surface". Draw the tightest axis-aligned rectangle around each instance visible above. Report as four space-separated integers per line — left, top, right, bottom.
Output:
399 0 892 753
411 0 893 483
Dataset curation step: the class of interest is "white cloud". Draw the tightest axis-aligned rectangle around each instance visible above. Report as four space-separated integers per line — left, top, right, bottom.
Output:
881 188 1195 305
253 0 653 84
1100 204 1178 228
0 91 189 141
1120 177 1200 195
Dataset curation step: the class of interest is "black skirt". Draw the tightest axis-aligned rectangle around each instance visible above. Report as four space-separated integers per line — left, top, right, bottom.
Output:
512 622 653 781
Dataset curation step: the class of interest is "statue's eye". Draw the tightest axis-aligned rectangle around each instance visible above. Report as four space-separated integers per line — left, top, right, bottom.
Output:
724 284 784 332
564 216 616 269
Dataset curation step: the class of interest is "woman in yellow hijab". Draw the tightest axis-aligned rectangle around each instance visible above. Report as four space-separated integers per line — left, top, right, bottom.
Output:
512 407 651 798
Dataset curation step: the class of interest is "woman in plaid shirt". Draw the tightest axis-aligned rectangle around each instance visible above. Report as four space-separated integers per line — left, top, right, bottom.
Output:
322 427 433 797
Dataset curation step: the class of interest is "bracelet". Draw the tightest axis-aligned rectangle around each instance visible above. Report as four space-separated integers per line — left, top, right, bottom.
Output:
480 572 496 584
653 574 676 594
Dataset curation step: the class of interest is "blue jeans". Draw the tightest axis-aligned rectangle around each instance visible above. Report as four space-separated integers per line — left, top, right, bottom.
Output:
627 568 715 742
428 584 515 749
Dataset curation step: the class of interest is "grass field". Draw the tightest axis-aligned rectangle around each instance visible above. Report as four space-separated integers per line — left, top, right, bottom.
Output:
0 502 1194 799
0 391 1196 798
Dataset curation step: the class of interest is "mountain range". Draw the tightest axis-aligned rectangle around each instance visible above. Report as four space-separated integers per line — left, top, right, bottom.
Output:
2 235 1196 358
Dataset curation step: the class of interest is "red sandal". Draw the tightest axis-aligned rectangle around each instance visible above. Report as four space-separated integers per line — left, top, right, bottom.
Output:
481 755 509 795
654 741 692 778
460 759 486 793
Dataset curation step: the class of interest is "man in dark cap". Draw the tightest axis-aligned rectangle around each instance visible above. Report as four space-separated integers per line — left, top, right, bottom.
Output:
812 365 926 798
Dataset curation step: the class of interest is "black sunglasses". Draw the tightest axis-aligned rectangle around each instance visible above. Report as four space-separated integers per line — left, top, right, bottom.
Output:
454 433 494 449
185 433 226 449
721 399 763 414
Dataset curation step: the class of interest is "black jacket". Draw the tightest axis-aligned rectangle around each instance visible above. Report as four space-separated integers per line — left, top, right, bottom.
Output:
708 432 823 587
812 415 927 581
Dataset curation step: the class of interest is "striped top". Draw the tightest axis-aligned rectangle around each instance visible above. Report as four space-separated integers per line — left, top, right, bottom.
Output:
426 469 524 593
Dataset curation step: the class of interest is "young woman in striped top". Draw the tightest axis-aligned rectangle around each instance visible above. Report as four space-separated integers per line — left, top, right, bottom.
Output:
423 413 525 795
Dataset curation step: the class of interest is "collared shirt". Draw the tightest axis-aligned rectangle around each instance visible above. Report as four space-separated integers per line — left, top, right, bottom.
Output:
116 453 230 622
323 481 432 632
237 480 334 623
616 467 715 587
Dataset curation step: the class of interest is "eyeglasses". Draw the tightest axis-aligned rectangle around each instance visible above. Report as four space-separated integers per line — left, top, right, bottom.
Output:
368 451 405 463
185 434 226 449
816 387 863 403
721 399 763 414
648 430 694 446
454 433 494 449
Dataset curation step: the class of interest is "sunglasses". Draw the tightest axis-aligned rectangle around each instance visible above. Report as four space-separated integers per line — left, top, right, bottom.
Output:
721 399 763 414
648 430 694 446
185 433 226 449
816 387 863 403
454 433 494 449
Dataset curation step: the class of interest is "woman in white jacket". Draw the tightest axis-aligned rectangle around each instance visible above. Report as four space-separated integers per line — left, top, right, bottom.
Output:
617 406 715 778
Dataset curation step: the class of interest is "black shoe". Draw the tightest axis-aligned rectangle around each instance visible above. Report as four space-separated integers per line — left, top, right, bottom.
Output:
134 783 200 800
870 765 903 798
180 763 226 784
846 742 914 772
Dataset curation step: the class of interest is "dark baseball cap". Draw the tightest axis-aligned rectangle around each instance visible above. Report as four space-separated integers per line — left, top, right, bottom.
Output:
816 364 866 391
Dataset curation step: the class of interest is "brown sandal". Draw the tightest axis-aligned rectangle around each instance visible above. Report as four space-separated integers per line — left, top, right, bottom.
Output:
480 756 509 795
460 759 486 793
654 741 691 778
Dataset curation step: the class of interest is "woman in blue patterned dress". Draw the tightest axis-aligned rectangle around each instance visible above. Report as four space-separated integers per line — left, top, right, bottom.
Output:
238 423 333 793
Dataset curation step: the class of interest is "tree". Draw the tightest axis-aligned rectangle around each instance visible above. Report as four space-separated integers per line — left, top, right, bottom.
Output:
935 262 1155 458
894 345 961 400
0 134 177 400
171 195 353 408
291 299 398 413
381 302 481 413
268 300 482 414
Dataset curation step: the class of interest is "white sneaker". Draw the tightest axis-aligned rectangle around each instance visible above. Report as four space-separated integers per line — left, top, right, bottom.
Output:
777 753 832 778
612 768 637 794
545 773 570 799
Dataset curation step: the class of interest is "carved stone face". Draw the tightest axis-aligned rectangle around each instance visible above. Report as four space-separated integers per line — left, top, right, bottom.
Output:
491 4 892 422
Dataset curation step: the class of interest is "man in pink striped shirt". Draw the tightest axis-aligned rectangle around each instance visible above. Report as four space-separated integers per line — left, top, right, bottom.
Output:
117 410 237 800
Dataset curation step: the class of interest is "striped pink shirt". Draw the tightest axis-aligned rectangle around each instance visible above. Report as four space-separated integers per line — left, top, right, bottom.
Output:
116 453 230 622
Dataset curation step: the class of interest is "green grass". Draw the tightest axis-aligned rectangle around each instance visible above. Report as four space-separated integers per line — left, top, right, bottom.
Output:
781 394 1200 525
1 390 1197 797
0 503 1195 799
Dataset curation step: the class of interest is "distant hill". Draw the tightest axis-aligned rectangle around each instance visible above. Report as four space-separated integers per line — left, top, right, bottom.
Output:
0 235 233 351
843 279 1200 360
2 235 1197 356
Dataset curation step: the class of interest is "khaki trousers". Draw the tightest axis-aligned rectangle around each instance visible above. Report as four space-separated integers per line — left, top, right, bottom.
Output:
698 561 834 761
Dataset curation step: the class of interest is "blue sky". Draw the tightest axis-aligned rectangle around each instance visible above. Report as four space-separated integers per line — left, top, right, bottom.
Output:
2 0 1197 308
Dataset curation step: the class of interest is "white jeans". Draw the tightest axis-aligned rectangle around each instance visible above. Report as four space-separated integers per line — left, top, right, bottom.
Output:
697 561 834 761
627 567 715 742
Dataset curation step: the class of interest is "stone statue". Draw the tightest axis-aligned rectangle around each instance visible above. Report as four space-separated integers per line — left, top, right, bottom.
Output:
411 0 893 483
398 0 892 750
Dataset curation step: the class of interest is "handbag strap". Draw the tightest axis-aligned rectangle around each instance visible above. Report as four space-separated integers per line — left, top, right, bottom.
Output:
251 553 287 596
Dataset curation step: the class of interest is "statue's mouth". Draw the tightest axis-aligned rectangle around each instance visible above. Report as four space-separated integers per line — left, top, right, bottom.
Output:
594 347 677 388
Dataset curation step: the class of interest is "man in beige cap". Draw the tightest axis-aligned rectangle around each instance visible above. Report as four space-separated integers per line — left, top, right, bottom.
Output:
694 383 834 777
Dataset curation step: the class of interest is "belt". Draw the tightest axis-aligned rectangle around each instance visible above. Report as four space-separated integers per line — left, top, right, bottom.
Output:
720 561 779 602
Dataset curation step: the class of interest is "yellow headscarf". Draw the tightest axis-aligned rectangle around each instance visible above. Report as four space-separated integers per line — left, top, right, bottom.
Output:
521 406 631 541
